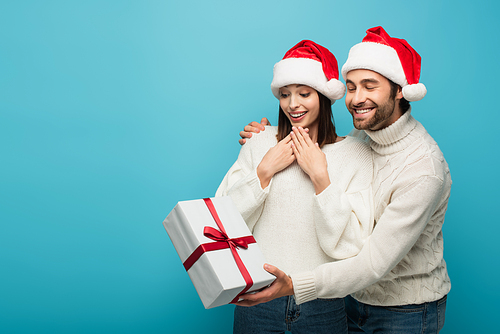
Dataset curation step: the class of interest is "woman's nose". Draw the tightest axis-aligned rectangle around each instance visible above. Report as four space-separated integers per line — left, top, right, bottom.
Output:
290 94 300 109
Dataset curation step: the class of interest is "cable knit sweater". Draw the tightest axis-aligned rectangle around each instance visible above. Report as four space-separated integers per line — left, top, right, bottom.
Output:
216 126 373 277
292 110 452 306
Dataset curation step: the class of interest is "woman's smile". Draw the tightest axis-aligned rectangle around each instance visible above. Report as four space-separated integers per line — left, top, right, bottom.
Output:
289 111 308 120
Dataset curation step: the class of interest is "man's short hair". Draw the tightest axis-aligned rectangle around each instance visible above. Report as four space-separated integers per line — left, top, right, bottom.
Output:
389 80 411 113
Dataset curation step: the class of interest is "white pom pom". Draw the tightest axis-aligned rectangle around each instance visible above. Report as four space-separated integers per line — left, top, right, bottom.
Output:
324 79 346 102
402 83 427 101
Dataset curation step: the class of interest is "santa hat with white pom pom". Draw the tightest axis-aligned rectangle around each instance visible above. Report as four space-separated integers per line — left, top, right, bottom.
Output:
341 26 427 102
271 40 345 105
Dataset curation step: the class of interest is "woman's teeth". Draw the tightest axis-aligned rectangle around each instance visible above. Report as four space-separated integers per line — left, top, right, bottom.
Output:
290 112 307 118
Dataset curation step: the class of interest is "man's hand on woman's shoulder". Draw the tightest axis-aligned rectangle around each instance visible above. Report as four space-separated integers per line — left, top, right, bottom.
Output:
239 117 271 145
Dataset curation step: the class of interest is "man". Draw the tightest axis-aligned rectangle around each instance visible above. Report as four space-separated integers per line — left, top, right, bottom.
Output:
236 27 451 333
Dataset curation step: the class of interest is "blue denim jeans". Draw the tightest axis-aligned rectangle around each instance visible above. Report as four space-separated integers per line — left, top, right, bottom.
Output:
345 295 447 333
233 295 348 334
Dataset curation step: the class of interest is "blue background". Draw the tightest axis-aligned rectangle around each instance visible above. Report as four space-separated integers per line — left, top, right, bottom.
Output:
1 1 498 333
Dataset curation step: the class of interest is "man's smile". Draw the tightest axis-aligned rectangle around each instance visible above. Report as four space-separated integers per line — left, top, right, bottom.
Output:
353 108 373 114
351 104 376 117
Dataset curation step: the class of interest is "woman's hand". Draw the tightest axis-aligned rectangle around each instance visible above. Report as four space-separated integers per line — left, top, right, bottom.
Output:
291 127 330 194
257 134 295 188
238 118 309 145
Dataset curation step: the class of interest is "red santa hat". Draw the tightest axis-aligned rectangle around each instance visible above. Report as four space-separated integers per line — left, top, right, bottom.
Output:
341 26 427 102
271 40 345 104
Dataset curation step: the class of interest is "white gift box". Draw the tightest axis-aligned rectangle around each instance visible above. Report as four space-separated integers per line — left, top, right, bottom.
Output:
163 196 275 309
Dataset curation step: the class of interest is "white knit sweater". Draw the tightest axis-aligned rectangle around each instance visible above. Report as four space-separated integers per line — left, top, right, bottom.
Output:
292 110 452 306
216 127 373 277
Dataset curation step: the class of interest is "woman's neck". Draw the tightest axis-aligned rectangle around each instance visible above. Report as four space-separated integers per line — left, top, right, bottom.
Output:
308 125 318 143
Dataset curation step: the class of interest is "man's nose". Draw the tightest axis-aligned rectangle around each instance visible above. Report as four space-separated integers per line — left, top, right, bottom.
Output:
351 89 366 106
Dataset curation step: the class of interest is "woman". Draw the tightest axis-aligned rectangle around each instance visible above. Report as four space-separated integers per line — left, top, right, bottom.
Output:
216 40 373 334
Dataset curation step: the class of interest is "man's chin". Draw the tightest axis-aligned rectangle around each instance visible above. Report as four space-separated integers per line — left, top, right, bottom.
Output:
353 120 371 131
350 111 373 130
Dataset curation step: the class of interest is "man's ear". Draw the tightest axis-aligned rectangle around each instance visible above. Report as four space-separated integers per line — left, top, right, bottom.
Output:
395 85 404 100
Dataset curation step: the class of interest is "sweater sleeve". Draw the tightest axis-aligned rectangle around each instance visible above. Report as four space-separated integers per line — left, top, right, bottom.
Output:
215 134 272 232
312 143 374 260
291 175 445 304
313 182 373 260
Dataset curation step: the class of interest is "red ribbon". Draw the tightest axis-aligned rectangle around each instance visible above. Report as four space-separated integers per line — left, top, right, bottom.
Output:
182 198 255 303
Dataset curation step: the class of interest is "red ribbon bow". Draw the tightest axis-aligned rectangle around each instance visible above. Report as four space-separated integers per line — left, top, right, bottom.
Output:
182 198 255 304
203 226 251 249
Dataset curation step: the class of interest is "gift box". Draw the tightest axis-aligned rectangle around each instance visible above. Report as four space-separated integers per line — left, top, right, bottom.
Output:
163 196 275 309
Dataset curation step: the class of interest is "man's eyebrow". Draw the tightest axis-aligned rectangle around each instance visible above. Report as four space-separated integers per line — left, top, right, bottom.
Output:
345 78 380 85
360 78 380 84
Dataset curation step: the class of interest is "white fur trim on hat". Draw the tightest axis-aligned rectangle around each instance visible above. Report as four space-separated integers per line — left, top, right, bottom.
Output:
341 42 407 88
402 83 427 101
324 79 346 101
271 58 344 104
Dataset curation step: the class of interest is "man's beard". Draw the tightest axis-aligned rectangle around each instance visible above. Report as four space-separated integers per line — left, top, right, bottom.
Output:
351 96 396 131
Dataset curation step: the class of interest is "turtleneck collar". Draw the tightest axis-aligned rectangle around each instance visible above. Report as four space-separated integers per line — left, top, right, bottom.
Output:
364 108 420 155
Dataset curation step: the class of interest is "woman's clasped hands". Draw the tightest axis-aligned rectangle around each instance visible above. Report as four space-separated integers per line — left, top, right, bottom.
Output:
256 134 294 189
257 126 330 194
